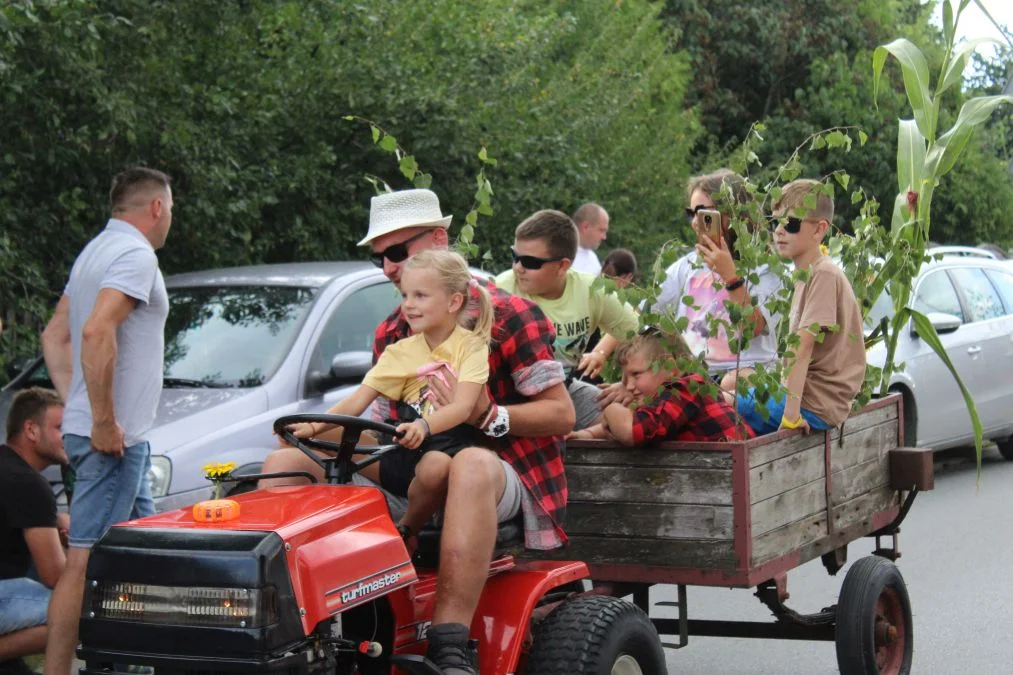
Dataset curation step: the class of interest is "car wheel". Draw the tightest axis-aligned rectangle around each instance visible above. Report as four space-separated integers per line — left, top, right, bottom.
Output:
996 436 1013 461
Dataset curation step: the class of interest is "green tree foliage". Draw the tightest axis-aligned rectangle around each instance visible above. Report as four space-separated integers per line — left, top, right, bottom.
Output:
0 0 697 374
659 0 1013 239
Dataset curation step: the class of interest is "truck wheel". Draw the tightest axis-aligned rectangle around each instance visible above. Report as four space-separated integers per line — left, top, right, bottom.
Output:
835 556 913 675
525 595 666 675
996 436 1013 461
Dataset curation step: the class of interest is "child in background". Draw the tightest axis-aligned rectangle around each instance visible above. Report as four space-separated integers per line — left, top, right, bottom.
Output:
495 210 638 430
601 248 638 288
288 249 492 540
570 328 754 444
733 179 866 434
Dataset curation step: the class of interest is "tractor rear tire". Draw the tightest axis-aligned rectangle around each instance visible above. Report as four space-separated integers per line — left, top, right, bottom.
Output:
525 595 666 675
835 555 913 675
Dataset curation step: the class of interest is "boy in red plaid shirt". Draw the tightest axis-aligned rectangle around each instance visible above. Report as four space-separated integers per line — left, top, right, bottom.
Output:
571 328 754 444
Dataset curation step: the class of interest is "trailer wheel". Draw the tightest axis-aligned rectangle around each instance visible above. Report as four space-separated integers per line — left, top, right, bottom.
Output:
525 595 666 675
835 556 913 675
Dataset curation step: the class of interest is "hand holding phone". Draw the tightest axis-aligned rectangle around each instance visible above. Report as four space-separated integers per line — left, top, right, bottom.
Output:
696 209 723 245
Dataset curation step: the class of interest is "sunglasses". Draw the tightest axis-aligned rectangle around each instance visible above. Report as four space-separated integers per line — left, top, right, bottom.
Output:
768 215 804 234
511 248 566 270
370 230 431 267
684 205 714 221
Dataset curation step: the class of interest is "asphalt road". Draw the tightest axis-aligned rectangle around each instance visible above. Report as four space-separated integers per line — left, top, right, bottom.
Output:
656 444 1012 674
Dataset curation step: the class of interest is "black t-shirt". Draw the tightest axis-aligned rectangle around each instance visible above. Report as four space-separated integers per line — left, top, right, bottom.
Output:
0 444 57 579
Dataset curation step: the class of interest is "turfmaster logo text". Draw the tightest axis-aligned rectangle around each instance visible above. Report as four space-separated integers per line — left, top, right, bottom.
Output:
341 572 402 604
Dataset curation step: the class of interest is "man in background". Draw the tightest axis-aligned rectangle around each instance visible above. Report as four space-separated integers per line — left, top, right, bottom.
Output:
0 389 67 675
571 202 609 274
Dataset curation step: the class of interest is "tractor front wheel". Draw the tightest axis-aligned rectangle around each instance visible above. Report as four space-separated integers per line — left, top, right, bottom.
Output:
525 595 666 675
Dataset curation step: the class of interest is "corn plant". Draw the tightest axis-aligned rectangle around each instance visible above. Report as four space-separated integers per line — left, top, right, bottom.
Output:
870 0 1012 465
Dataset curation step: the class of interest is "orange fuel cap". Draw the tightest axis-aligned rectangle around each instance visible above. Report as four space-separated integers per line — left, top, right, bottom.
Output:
192 499 241 522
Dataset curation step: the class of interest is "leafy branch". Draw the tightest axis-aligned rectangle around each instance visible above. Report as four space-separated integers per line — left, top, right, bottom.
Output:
342 116 497 259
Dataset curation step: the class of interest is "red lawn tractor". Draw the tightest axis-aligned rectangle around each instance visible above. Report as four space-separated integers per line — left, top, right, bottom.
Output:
76 414 667 675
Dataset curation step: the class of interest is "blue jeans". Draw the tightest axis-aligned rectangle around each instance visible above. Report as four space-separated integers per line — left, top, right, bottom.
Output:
0 577 50 635
64 434 155 548
735 388 831 435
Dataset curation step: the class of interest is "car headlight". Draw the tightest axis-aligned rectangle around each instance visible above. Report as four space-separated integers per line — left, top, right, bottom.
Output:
88 581 276 628
147 456 171 497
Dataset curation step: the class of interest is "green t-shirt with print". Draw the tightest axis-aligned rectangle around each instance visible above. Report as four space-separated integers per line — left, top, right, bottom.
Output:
494 269 638 375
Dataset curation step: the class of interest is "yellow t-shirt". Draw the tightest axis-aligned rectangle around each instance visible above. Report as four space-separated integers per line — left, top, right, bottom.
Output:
363 324 489 419
494 269 638 373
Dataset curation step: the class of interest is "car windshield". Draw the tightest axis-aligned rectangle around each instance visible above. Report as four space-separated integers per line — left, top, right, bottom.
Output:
163 285 317 388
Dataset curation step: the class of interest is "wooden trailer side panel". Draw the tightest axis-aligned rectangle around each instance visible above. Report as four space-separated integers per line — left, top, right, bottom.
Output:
531 396 903 585
541 443 739 569
749 402 900 567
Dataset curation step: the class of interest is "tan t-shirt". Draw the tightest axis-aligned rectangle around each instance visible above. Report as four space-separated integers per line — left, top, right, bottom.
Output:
788 256 866 426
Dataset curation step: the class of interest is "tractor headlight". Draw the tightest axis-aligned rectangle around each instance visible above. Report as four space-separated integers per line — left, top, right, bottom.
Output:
88 582 277 628
147 456 171 497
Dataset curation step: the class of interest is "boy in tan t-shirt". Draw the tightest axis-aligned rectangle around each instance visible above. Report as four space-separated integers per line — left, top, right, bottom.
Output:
733 179 866 434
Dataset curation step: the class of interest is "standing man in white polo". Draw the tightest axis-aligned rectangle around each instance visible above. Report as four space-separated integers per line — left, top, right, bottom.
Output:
571 202 609 275
40 167 173 675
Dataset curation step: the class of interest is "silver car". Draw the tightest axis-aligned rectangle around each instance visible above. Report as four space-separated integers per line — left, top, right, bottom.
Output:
866 256 1013 458
1 262 401 509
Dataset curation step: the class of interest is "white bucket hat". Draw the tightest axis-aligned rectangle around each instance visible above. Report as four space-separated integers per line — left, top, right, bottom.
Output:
358 189 453 246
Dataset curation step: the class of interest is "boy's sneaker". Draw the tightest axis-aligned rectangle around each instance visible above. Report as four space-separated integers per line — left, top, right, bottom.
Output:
426 622 478 675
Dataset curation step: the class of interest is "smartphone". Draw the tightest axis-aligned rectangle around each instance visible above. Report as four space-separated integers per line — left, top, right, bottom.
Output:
696 208 722 244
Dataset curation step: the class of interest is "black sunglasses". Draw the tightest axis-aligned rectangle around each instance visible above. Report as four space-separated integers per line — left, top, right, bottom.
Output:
511 248 565 270
684 205 712 221
370 230 431 267
768 215 804 234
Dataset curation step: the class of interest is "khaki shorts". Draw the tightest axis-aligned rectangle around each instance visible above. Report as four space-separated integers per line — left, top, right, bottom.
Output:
351 456 523 524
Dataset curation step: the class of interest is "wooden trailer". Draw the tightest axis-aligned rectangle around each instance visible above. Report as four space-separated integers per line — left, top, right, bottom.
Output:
532 393 934 674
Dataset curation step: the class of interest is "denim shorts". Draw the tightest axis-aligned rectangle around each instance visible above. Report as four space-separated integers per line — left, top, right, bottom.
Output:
64 434 156 548
0 577 50 635
735 388 831 435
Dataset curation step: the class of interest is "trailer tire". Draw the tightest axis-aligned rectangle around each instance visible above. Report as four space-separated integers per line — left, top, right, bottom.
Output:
525 595 666 675
836 555 913 675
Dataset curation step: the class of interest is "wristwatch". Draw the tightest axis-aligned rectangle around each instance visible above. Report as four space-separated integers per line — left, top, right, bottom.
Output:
483 404 510 438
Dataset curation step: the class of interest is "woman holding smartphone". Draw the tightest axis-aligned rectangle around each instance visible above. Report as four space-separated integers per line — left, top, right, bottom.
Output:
653 169 784 390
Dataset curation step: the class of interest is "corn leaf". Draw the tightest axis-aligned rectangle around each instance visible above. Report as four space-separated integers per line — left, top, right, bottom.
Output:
906 308 983 472
873 39 935 138
924 95 1013 178
942 1 954 48
896 119 926 193
940 38 1000 94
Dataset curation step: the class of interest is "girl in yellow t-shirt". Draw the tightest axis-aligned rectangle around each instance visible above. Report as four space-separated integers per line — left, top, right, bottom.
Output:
288 249 493 539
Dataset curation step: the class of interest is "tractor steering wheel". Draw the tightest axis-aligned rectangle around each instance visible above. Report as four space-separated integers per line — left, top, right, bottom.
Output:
272 414 404 485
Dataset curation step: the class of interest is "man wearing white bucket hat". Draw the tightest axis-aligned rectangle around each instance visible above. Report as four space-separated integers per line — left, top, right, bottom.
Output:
264 188 574 674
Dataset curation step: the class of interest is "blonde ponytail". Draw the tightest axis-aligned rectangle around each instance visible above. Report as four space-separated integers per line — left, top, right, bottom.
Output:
469 282 493 345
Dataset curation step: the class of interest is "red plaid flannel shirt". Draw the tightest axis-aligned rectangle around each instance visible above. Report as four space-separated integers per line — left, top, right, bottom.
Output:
631 374 756 444
372 278 568 549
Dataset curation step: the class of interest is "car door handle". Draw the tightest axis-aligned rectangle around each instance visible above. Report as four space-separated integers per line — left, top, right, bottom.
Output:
967 346 982 355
